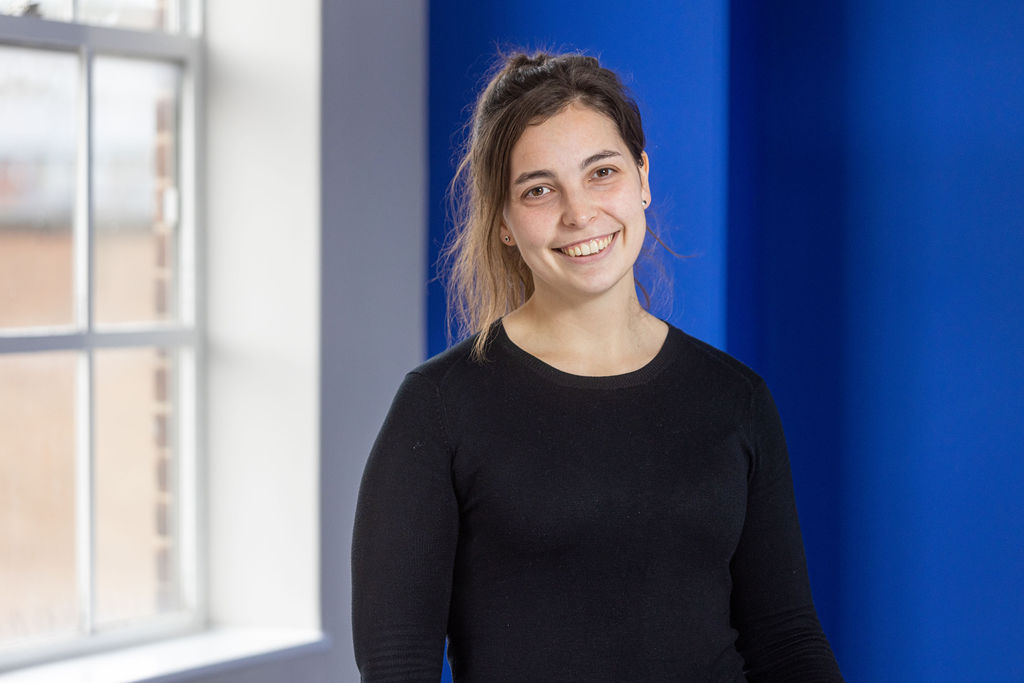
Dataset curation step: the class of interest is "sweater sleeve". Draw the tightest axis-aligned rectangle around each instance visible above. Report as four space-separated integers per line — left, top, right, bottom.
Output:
352 371 459 682
730 379 844 682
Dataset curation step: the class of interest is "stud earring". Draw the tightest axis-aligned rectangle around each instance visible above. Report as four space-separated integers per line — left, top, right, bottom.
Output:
641 199 648 208
503 235 511 244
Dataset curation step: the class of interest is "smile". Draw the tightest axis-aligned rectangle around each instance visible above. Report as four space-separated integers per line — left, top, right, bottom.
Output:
557 232 616 258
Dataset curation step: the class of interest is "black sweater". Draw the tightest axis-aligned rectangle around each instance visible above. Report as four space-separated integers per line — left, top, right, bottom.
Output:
352 322 843 682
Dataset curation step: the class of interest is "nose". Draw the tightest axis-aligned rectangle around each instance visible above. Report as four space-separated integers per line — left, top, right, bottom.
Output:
561 188 596 228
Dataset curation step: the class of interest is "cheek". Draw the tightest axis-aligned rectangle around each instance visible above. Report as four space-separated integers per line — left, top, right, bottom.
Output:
507 211 550 245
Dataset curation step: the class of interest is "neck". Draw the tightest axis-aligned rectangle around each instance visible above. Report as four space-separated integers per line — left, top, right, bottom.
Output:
503 280 667 376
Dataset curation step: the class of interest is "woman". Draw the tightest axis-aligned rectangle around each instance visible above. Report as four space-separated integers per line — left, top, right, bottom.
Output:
352 52 843 682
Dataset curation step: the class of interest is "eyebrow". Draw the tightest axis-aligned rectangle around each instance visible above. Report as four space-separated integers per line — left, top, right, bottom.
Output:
511 149 623 186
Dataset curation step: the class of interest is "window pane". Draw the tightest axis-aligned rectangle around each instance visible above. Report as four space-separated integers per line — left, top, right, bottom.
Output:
0 0 72 21
0 46 77 330
93 57 180 326
0 352 78 645
94 347 180 628
77 0 180 33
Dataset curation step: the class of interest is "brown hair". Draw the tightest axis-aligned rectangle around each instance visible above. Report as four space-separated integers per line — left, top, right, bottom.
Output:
439 51 649 360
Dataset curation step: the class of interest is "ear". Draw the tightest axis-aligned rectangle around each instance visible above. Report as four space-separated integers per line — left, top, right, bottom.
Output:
638 151 651 208
499 224 516 246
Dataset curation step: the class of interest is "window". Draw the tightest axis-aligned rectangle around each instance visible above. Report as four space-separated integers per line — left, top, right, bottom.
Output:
0 1 202 671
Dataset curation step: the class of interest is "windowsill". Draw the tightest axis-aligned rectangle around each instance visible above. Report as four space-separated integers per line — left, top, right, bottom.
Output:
0 629 330 683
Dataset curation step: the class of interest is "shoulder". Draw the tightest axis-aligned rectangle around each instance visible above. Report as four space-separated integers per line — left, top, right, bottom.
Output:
406 328 499 392
660 324 781 443
664 323 767 395
664 326 785 477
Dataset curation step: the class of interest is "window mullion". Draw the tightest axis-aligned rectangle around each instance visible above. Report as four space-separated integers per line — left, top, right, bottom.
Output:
74 336 96 638
73 49 91 330
73 43 96 638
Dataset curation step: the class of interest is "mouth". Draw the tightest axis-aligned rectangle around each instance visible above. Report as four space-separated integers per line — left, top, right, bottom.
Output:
555 231 617 258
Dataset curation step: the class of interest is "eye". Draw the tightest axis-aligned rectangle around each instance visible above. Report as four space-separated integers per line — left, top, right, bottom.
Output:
592 167 616 179
524 186 551 199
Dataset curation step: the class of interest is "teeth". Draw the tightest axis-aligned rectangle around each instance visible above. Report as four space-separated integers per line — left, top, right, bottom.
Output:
561 234 613 257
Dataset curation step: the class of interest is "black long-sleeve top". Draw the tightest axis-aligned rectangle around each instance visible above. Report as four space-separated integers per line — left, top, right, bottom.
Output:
352 322 843 681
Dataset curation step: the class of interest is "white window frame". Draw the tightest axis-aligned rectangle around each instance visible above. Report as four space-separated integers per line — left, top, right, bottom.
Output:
0 4 206 672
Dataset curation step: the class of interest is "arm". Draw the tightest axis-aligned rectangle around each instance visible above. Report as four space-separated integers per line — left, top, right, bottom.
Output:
352 372 459 682
730 379 844 682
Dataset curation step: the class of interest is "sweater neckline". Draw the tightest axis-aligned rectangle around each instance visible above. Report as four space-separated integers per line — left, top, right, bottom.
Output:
492 319 678 389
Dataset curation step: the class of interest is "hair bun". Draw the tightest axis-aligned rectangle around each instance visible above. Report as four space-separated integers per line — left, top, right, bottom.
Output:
507 52 550 70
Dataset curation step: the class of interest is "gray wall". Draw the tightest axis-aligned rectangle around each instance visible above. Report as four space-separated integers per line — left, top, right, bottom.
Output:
319 0 428 680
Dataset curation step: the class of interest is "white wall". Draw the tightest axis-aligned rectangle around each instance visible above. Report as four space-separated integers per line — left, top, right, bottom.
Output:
198 1 427 681
205 0 321 634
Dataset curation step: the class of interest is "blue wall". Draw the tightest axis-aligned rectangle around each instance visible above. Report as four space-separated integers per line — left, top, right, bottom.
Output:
727 0 849 654
842 2 1024 678
729 0 1024 679
427 0 729 357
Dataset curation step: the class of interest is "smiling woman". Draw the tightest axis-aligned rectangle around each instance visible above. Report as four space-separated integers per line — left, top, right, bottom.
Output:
438 52 655 364
499 104 651 363
351 51 844 681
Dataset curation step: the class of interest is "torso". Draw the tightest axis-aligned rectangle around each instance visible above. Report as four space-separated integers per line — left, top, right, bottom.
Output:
426 322 754 680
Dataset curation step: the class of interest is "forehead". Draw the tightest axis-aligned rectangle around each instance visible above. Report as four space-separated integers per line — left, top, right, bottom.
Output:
509 104 626 171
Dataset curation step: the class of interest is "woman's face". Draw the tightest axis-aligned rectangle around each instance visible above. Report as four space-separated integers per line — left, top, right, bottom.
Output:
501 103 650 308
